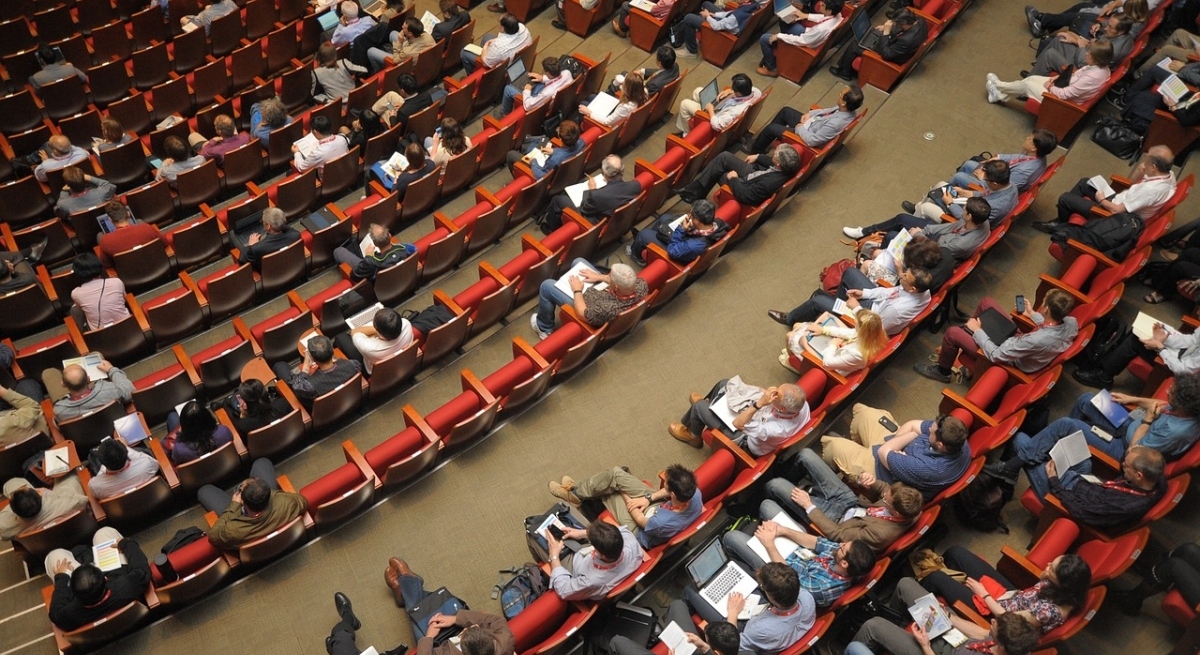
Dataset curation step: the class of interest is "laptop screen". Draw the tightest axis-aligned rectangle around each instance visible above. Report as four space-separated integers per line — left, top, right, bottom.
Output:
687 539 728 588
698 80 719 108
773 0 792 14
507 58 527 85
96 213 117 234
233 209 267 236
851 10 872 41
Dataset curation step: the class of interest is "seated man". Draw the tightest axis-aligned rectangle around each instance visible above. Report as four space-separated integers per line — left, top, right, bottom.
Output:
0 381 49 447
628 199 729 266
829 9 927 80
842 198 991 262
985 41 1112 113
0 248 37 294
0 476 88 540
682 561 814 651
724 513 877 608
181 0 238 35
905 160 1016 227
97 201 167 266
498 57 573 117
540 155 642 234
432 0 472 43
852 589 1041 655
272 335 362 410
378 143 439 200
744 84 863 154
1031 15 1135 75
546 521 645 600
54 167 116 219
670 0 763 59
756 0 845 77
548 464 702 549
373 74 436 131
610 599 741 655
87 438 161 501
44 360 135 423
237 207 302 270
334 223 416 281
771 266 933 336
1038 145 1176 232
367 16 436 72
330 1 377 46
293 115 351 173
670 379 809 455
333 308 414 377
29 43 88 90
1022 443 1166 531
381 560 515 653
913 289 1078 383
154 135 207 184
33 135 89 183
460 14 531 75
677 73 762 137
46 527 150 630
1132 26 1200 77
764 448 924 554
508 121 585 182
606 46 680 98
199 458 309 549
675 144 802 206
1074 318 1200 388
532 260 648 339
947 130 1058 193
188 115 251 166
821 403 972 501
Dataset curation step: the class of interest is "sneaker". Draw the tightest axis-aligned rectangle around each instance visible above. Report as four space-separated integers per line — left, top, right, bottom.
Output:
1025 6 1044 36
842 226 864 239
486 1 505 10
756 65 778 77
548 478 581 506
778 352 801 374
913 363 951 383
901 200 916 214
675 47 697 59
530 314 551 340
985 76 1004 104
982 461 1019 486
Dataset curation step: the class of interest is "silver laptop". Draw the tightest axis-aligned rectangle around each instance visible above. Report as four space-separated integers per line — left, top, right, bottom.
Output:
687 540 758 617
775 0 802 23
346 302 385 330
507 58 527 85
698 80 719 108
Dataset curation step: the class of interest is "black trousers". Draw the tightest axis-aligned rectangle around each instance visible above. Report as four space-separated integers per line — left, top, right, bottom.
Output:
333 332 367 376
1055 177 1105 222
679 151 754 200
1150 248 1200 297
1163 543 1200 607
750 107 802 154
326 618 358 655
919 545 1016 609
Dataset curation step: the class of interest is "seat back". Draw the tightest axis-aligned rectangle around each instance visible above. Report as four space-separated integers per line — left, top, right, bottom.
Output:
244 409 308 460
113 239 175 292
0 175 53 226
439 143 482 199
175 440 245 490
308 213 355 270
478 118 519 173
442 20 476 75
97 476 175 526
367 342 421 400
311 373 365 433
444 396 501 450
15 508 99 562
319 146 362 200
598 295 652 345
81 313 153 366
57 401 128 453
195 337 256 396
131 366 198 426
259 239 309 296
467 278 518 338
175 159 223 212
222 141 266 190
61 601 150 649
465 202 511 256
268 120 308 169
400 168 441 223
374 253 421 305
421 226 468 281
40 75 88 120
0 432 53 482
420 308 470 364
236 515 308 566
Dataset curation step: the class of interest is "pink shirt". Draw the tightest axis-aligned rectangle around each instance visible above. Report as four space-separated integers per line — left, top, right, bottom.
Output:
1046 65 1109 104
70 278 130 330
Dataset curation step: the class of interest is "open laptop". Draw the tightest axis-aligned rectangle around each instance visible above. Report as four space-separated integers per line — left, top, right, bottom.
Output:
774 0 802 23
229 209 266 252
698 80 719 108
687 540 758 617
850 9 874 46
361 0 386 17
507 58 527 85
345 302 385 330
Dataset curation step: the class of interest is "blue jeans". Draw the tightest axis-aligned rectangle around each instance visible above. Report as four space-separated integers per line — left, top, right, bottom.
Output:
767 448 861 520
758 23 806 70
673 3 719 53
1069 391 1133 459
1014 417 1095 498
367 31 402 71
461 34 494 74
501 82 543 115
396 570 433 638
536 257 592 332
949 160 982 189
723 499 804 570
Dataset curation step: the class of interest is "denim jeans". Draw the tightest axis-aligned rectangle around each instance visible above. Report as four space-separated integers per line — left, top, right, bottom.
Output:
535 257 592 332
722 499 803 570
766 448 861 520
461 34 495 74
1068 391 1133 459
1014 417 1095 498
502 82 544 115
367 31 402 71
949 159 981 189
758 22 806 70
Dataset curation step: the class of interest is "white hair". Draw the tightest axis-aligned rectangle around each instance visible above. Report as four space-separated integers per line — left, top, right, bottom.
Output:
341 1 359 17
601 155 623 180
608 263 637 293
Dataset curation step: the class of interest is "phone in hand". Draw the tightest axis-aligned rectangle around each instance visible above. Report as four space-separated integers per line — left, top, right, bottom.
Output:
878 416 899 432
1015 295 1026 313
547 524 565 540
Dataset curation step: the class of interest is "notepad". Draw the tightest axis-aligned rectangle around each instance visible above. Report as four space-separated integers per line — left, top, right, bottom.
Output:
1087 175 1115 200
44 445 70 476
1160 73 1191 105
463 43 483 56
908 593 953 638
294 132 320 158
659 622 698 655
1049 430 1091 474
832 297 854 317
553 260 607 296
318 10 340 30
1132 311 1165 340
63 352 107 381
181 19 200 32
565 174 607 207
746 511 815 563
92 539 122 572
585 92 621 119
525 147 548 167
114 414 150 445
1090 388 1131 427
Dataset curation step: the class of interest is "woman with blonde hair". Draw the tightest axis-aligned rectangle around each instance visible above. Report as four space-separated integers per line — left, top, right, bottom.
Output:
781 310 888 375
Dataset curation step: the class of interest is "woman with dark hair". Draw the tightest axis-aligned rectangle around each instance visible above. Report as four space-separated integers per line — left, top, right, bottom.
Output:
163 401 234 464
95 118 134 152
920 546 1092 636
223 380 292 435
69 252 130 330
426 118 471 168
341 109 386 152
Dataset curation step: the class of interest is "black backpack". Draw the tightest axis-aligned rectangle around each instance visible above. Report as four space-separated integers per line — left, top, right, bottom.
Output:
494 563 547 619
1050 211 1144 261
953 471 1013 534
558 55 586 81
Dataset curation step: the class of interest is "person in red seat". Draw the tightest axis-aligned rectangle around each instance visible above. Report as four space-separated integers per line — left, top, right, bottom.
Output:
199 458 308 549
54 166 116 219
46 527 151 630
188 115 251 167
237 207 301 270
548 464 702 549
852 591 1041 655
162 401 235 465
273 335 362 410
96 201 167 267
322 591 410 655
382 557 516 655
88 438 160 500
670 378 809 456
0 476 88 541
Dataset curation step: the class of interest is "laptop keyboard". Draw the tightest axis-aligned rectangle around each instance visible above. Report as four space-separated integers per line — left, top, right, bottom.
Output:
702 566 742 604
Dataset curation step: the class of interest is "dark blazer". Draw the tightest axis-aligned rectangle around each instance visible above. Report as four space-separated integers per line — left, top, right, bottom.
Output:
349 242 417 280
644 64 680 97
874 17 928 63
578 179 643 221
238 227 302 268
393 158 438 201
727 163 788 206
431 11 471 43
49 539 151 630
393 90 436 130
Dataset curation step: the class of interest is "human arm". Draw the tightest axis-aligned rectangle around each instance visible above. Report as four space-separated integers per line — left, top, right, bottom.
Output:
705 10 737 31
1159 329 1200 374
102 363 136 403
0 386 47 434
732 386 776 430
118 538 153 586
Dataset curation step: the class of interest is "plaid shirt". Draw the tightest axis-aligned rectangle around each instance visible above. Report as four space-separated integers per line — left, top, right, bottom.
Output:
784 537 850 608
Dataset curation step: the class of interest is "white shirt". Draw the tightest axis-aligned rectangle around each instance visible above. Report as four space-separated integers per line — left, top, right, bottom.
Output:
1161 329 1200 376
87 448 161 500
481 24 532 69
351 320 414 374
788 323 866 375
777 13 843 48
858 286 931 335
295 134 350 172
711 87 762 132
1112 172 1177 219
524 71 574 111
741 401 811 456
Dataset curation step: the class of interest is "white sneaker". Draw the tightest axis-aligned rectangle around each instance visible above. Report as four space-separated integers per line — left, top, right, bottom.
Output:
842 226 864 239
530 314 550 340
674 47 697 59
985 78 1004 104
986 72 999 84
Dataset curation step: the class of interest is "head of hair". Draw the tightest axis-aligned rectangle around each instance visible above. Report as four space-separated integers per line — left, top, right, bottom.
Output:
773 144 802 176
994 614 1041 655
823 0 844 13
757 562 800 607
405 141 426 168
164 135 189 160
853 310 889 361
843 84 864 111
340 1 359 17
1032 128 1058 157
893 8 918 27
656 44 676 69
889 483 924 519
213 115 235 138
1127 444 1165 484
405 15 425 35
600 155 623 180
1038 554 1091 609
730 73 752 97
370 309 402 342
38 44 60 64
935 415 968 454
73 252 105 282
398 73 419 95
241 478 272 512
1169 373 1200 416
703 622 741 655
557 120 580 148
622 71 648 106
71 565 107 605
1088 40 1114 67
664 464 698 501
500 13 520 33
587 521 624 560
904 238 943 270
369 223 391 250
909 267 933 292
608 263 638 294
259 97 289 127
778 384 806 413
309 335 334 364
1122 0 1148 22
842 541 876 578
440 0 462 15
311 115 332 136
49 135 71 155
690 199 716 226
964 197 991 225
62 365 90 393
1144 148 1173 174
1110 15 1133 33
178 400 219 453
543 56 562 77
61 166 87 192
317 42 339 67
459 627 496 655
1040 289 1074 323
439 118 467 154
101 118 124 143
263 207 286 232
237 380 274 419
982 160 1011 185
358 108 384 138
97 438 130 471
9 487 42 518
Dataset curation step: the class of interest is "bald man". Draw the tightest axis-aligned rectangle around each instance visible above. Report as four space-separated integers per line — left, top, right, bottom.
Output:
34 135 89 183
1038 145 1177 232
42 361 134 423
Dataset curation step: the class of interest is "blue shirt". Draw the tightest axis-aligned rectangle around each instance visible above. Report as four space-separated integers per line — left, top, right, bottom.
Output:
783 537 850 608
1121 406 1200 458
740 589 816 655
638 488 702 549
873 421 972 500
532 139 585 180
250 103 293 146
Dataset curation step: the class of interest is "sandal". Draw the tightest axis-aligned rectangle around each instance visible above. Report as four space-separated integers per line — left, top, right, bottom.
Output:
1143 291 1166 304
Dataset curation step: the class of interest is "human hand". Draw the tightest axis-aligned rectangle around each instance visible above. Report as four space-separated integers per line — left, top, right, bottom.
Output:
846 296 861 309
1045 460 1058 478
1044 78 1054 90
53 558 73 575
578 105 590 116
248 233 261 245
568 275 585 292
579 268 605 283
964 577 988 598
755 520 779 542
97 360 114 374
942 191 954 205
965 317 982 332
291 144 299 153
726 591 746 618
745 153 759 164
759 387 781 406
791 487 814 509
769 34 778 44
1110 391 1134 404
1147 400 1167 420
908 227 923 236
858 471 876 487
700 9 710 17
726 170 739 179
847 289 863 299
428 613 456 629
547 532 564 559
1170 60 1186 72
830 338 844 348
912 622 931 648
627 496 650 513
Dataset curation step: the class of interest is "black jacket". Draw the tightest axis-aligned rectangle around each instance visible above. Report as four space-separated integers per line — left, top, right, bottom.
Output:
393 90 436 130
350 242 417 280
393 158 439 201
432 11 472 43
728 163 788 206
238 227 302 268
49 539 151 631
644 64 681 97
578 180 643 221
873 18 928 63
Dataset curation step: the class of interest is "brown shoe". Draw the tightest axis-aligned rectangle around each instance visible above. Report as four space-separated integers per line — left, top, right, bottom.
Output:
612 18 628 36
689 392 703 404
389 557 412 577
384 562 405 608
669 423 703 448
756 65 778 77
549 479 581 506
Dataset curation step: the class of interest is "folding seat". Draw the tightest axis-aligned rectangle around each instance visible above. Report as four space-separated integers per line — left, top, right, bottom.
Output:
256 238 309 297
92 21 133 63
363 123 404 173
77 0 119 34
398 168 441 224
418 293 470 364
168 0 202 33
1 50 41 95
183 331 257 396
642 256 689 313
167 428 249 490
924 457 984 509
456 264 517 339
0 433 54 483
55 401 130 453
192 58 231 107
582 122 620 172
419 217 468 281
0 18 36 56
509 594 599 655
13 507 99 564
440 20 475 76
997 517 1147 587
236 293 315 365
1021 469 1190 541
267 120 307 170
258 168 318 219
0 89 45 135
371 251 420 306
194 98 237 141
53 34 95 73
244 0 279 40
345 183 399 231
277 64 312 112
412 374 500 450
297 14 323 59
6 125 53 162
464 200 511 256
467 62 508 114
111 238 177 292
405 103 441 143
209 12 244 58
92 467 177 527
187 260 257 320
294 443 376 526
939 365 1062 430
265 23 299 74
123 179 178 225
149 76 196 122
105 93 154 137
220 140 266 191
141 283 210 344
365 341 421 400
304 208 354 270
408 42 445 88
6 218 75 267
131 43 173 91
346 77 379 117
627 1 681 53
279 0 307 25
229 41 267 91
362 421 441 486
317 146 361 200
33 5 76 42
83 59 132 108
0 176 53 227
69 311 154 367
149 538 232 607
438 144 481 200
595 194 645 249
484 340 552 416
546 148 589 199
498 237 560 305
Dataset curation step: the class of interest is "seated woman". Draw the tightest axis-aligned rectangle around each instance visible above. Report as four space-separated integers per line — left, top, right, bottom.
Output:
69 252 131 331
920 545 1092 636
222 380 293 436
375 142 438 199
94 118 135 153
163 401 235 464
985 41 1112 109
340 109 385 153
250 96 293 146
782 309 887 376
425 118 472 169
1141 246 1200 304
154 135 206 185
506 120 584 181
578 72 648 128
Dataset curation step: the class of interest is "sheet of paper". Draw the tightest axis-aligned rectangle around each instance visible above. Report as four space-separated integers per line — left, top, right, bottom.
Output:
382 151 409 179
659 622 698 655
463 43 483 55
885 227 913 265
63 353 107 381
44 445 70 476
738 593 763 620
294 133 320 158
525 147 548 167
174 401 192 417
420 10 439 33
1087 175 1115 200
941 629 969 647
114 414 149 445
1160 73 1190 104
668 215 686 231
1049 430 1091 474
908 593 953 638
1158 57 1175 71
92 539 122 572
586 92 621 119
565 174 607 207
360 233 376 257
631 0 656 10
832 297 854 317
553 260 608 297
181 19 200 32
747 510 813 563
1131 311 1164 340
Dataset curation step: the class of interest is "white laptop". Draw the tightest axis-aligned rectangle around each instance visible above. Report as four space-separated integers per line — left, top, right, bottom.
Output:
687 540 759 619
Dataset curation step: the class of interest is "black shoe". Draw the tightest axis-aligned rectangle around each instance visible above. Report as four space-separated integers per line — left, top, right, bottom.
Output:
1072 367 1114 389
828 66 852 80
26 237 48 265
672 188 696 203
738 133 755 154
901 200 916 214
1031 220 1061 234
982 461 1019 486
551 18 566 29
382 644 410 655
334 592 361 630
913 363 952 383
1020 70 1031 78
767 309 791 325
1110 590 1145 617
1025 6 1043 36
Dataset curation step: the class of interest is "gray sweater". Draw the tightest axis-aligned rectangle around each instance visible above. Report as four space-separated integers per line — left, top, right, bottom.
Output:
52 368 135 422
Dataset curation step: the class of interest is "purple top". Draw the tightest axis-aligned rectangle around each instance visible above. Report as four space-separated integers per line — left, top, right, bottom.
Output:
165 425 234 464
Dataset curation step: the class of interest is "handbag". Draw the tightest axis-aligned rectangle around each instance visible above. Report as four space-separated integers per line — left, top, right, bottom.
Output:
819 258 856 295
968 150 993 163
1090 117 1143 161
1052 64 1075 88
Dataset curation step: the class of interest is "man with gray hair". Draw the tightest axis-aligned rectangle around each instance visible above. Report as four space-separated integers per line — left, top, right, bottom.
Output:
675 144 801 206
237 207 301 270
1039 145 1177 232
180 0 238 35
531 259 648 339
33 135 89 183
330 1 377 46
273 335 361 409
670 379 810 456
540 155 644 234
333 223 416 281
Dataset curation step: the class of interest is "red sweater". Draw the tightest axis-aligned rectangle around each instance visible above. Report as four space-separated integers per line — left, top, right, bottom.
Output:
98 223 167 266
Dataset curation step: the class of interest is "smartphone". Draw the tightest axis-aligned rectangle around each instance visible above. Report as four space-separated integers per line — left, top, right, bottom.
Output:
878 416 899 432
1015 295 1026 313
547 524 565 540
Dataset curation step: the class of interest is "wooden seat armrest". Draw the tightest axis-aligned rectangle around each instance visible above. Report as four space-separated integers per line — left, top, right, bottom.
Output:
230 428 249 458
644 242 683 269
1181 315 1200 332
432 289 466 316
479 261 510 286
80 469 107 524
1037 273 1092 306
634 158 668 181
337 263 355 281
178 271 207 305
274 380 310 424
798 347 849 385
214 407 239 438
460 369 497 404
694 109 712 122
342 440 378 487
665 134 701 154
231 317 264 355
286 290 311 315
561 207 594 230
433 212 462 233
147 438 181 488
64 316 90 355
938 388 999 427
996 545 1043 589
481 115 504 133
521 234 556 257
1110 175 1133 191
1 223 17 250
572 52 600 67
1088 206 1113 218
244 181 266 197
708 428 757 468
125 293 152 333
37 265 59 303
511 160 536 181
581 117 609 134
1063 238 1119 270
939 212 956 223
325 202 351 224
1088 445 1122 475
951 601 989 627
557 304 597 333
402 404 440 444
364 180 390 200
475 186 504 208
443 76 466 92
171 344 203 387
277 474 296 493
512 337 550 369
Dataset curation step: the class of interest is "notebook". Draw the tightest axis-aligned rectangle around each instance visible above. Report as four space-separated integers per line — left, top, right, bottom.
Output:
63 352 107 381
698 80 719 108
92 539 123 572
659 622 698 655
1049 429 1091 474
746 510 814 563
507 58 527 85
978 307 1017 344
565 174 607 206
686 540 760 619
774 0 802 23
113 414 150 446
1131 311 1165 340
586 92 621 118
1090 389 1131 427
553 260 607 296
318 9 340 30
1087 175 1116 200
294 132 321 158
44 445 71 476
907 593 955 639
346 302 385 330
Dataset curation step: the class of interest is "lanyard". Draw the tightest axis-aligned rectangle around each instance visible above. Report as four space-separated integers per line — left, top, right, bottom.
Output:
1101 480 1152 496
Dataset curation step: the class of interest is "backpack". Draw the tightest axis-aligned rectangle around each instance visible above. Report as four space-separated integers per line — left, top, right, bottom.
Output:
495 563 547 619
1079 314 1132 368
558 55 587 80
349 21 394 67
1049 211 1144 261
953 471 1013 533
162 526 206 554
